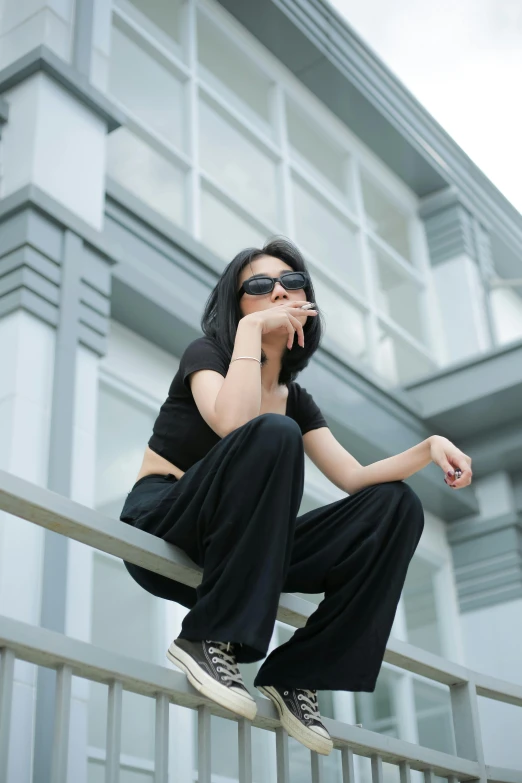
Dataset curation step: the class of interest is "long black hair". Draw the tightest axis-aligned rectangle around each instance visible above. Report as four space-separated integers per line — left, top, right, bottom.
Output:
200 237 324 386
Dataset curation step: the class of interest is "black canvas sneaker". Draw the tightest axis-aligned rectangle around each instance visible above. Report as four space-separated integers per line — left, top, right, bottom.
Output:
167 638 257 720
256 685 333 755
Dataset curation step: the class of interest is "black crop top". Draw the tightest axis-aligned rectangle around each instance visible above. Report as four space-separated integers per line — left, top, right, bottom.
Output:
148 335 328 472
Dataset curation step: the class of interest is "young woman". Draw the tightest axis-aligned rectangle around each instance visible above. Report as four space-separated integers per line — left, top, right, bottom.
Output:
119 237 472 756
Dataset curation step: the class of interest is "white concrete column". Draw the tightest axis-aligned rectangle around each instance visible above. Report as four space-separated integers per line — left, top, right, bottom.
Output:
1 71 108 230
458 470 522 767
420 188 494 365
0 0 76 69
0 311 55 783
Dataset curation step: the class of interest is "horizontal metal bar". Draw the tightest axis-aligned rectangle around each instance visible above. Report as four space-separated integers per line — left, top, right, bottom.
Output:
0 615 484 778
475 672 522 709
486 766 522 783
0 470 482 687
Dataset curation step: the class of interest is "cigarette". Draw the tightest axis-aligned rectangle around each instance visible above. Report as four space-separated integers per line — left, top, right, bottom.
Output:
300 303 316 310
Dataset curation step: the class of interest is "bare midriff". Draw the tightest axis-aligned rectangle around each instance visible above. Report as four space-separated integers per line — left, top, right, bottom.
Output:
134 385 289 484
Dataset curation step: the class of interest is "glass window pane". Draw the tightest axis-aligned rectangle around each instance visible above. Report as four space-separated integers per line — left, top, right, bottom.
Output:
107 128 186 227
88 555 159 766
354 668 399 735
200 187 268 262
413 680 456 755
375 321 436 386
371 245 424 339
312 274 368 364
109 23 185 149
197 11 272 125
403 557 442 656
293 177 364 294
89 761 154 783
90 554 160 662
286 99 349 199
199 99 278 225
95 383 156 519
116 0 183 47
361 173 412 262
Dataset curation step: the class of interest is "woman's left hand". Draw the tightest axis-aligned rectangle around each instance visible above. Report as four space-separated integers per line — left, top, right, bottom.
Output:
429 435 473 488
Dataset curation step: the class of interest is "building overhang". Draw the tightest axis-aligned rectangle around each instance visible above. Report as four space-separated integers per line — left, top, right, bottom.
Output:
404 340 522 474
217 0 522 268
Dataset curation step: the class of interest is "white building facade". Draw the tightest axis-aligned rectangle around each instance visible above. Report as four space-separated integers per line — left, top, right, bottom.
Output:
0 0 522 781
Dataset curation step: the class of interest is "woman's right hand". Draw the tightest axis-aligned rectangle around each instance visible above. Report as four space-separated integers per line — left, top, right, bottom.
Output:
242 301 318 350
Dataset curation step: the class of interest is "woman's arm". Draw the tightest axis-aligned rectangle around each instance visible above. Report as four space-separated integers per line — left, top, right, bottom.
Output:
304 429 472 495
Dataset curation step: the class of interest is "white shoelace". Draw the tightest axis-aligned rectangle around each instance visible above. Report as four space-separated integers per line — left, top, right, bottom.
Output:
207 640 245 687
295 688 322 721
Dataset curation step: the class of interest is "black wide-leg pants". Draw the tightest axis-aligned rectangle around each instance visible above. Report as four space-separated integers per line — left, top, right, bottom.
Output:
120 413 424 692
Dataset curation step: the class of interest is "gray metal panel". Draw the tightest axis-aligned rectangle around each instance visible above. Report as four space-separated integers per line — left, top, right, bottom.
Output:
79 281 111 317
422 203 477 266
0 287 59 326
72 0 95 79
0 245 61 284
0 266 60 305
81 245 114 296
0 45 125 132
0 95 8 125
0 185 119 268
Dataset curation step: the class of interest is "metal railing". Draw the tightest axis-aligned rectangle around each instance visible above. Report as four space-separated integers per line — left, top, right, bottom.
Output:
1 469 521 783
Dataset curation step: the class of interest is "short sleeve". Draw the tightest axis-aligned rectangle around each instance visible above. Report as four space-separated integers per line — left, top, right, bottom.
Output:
179 337 229 392
294 384 328 434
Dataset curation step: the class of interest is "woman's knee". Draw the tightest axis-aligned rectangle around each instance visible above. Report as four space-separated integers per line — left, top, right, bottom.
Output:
371 481 424 526
251 412 302 440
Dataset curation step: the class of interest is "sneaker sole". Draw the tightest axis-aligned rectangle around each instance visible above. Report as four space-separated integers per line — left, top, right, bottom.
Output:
257 686 333 755
166 642 257 721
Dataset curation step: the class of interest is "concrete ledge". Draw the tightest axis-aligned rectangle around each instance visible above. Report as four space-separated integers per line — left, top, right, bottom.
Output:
0 45 126 132
404 340 522 440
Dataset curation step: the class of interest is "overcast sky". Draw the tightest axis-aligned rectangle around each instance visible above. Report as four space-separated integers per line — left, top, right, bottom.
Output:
327 0 522 214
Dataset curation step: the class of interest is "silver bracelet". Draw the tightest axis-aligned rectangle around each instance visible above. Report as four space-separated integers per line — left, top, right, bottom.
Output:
230 356 261 364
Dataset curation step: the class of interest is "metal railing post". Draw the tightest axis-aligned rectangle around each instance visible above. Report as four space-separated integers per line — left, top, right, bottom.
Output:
0 648 15 783
105 679 123 783
238 717 252 783
276 726 290 783
50 664 72 783
450 676 487 783
154 692 169 783
197 704 211 783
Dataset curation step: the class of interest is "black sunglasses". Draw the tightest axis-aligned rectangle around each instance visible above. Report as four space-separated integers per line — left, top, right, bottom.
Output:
237 271 309 299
